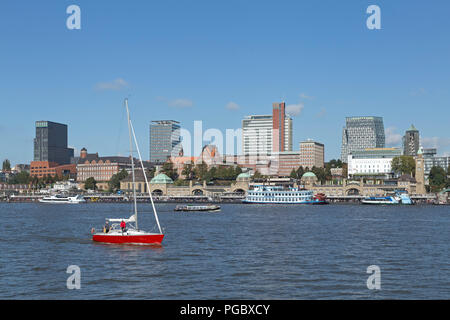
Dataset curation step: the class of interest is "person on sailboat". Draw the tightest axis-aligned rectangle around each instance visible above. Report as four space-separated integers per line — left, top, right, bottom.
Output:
120 220 127 234
104 221 110 233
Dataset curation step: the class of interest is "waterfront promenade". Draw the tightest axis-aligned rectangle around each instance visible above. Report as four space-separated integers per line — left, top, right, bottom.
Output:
1 193 442 204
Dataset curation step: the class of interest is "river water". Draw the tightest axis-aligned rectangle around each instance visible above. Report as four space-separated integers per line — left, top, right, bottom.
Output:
0 203 448 299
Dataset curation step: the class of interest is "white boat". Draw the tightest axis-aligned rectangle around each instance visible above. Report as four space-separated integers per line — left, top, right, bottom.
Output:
39 194 85 204
362 191 413 205
361 196 399 205
243 185 327 204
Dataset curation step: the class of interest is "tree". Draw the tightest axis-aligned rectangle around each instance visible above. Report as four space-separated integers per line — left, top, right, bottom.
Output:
162 160 178 181
181 163 195 180
84 177 97 190
108 169 128 192
2 159 11 172
8 171 30 185
194 163 208 181
428 166 447 192
391 156 416 176
326 159 343 169
290 168 297 179
252 170 264 180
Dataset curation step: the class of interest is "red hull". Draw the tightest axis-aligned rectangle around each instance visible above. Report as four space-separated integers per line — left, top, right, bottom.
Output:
92 234 164 245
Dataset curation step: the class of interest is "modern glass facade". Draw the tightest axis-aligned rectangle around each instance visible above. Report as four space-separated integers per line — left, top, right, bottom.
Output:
149 120 182 164
422 148 450 181
341 116 385 162
403 124 420 156
33 121 73 165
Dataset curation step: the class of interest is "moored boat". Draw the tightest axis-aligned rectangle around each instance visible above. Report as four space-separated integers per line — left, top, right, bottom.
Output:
174 205 221 212
243 185 328 204
361 196 399 205
39 194 85 204
362 191 413 205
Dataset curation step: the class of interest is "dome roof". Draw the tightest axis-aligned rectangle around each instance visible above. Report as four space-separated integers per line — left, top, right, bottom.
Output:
302 172 317 178
237 172 251 180
150 173 174 184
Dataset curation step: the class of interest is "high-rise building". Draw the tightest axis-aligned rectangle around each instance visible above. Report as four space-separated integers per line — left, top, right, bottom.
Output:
242 102 292 156
33 121 74 165
299 140 325 169
403 124 420 156
341 116 385 162
150 120 182 164
242 115 273 156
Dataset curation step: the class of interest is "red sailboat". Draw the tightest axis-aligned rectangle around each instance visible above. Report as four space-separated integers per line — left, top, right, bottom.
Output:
92 99 164 245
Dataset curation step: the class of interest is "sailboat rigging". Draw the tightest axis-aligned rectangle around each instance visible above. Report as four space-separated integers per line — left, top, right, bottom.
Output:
91 99 164 245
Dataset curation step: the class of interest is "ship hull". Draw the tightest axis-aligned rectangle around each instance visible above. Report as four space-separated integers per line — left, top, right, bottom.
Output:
243 200 327 205
92 233 164 245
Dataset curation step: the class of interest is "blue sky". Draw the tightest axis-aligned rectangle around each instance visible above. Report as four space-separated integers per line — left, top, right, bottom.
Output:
1 0 449 165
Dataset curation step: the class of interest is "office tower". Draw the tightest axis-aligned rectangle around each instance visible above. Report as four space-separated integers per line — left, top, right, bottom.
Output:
33 121 74 165
299 140 325 168
242 102 292 156
242 115 273 156
341 116 385 162
150 120 182 164
403 124 420 156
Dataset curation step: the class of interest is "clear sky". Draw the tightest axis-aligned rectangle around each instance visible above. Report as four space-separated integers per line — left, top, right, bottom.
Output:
1 0 449 166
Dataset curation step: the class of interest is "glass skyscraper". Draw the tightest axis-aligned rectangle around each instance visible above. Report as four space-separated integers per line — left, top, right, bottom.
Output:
341 116 385 162
403 124 420 156
149 120 182 164
33 121 74 165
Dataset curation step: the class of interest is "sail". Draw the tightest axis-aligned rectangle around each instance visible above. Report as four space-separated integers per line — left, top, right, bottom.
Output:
107 214 136 223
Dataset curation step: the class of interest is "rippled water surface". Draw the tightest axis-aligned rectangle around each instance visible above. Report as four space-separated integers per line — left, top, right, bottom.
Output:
0 203 449 299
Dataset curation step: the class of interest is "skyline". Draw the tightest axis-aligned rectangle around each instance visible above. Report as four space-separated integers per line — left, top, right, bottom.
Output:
1 0 450 165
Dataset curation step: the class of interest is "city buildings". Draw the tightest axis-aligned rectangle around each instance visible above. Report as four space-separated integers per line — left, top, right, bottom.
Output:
403 125 420 156
347 148 402 178
422 148 450 181
273 151 301 177
29 161 77 179
149 120 182 164
299 140 325 169
341 116 385 162
75 148 134 183
242 102 292 156
34 121 74 165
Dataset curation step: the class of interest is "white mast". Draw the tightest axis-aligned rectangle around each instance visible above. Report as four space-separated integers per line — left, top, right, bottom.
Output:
125 99 138 230
126 100 163 235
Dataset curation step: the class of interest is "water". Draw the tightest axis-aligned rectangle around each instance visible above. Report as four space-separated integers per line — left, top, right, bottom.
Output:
0 203 449 299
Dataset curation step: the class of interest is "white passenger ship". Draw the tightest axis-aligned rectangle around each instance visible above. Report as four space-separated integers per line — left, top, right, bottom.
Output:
243 185 327 204
39 194 85 204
